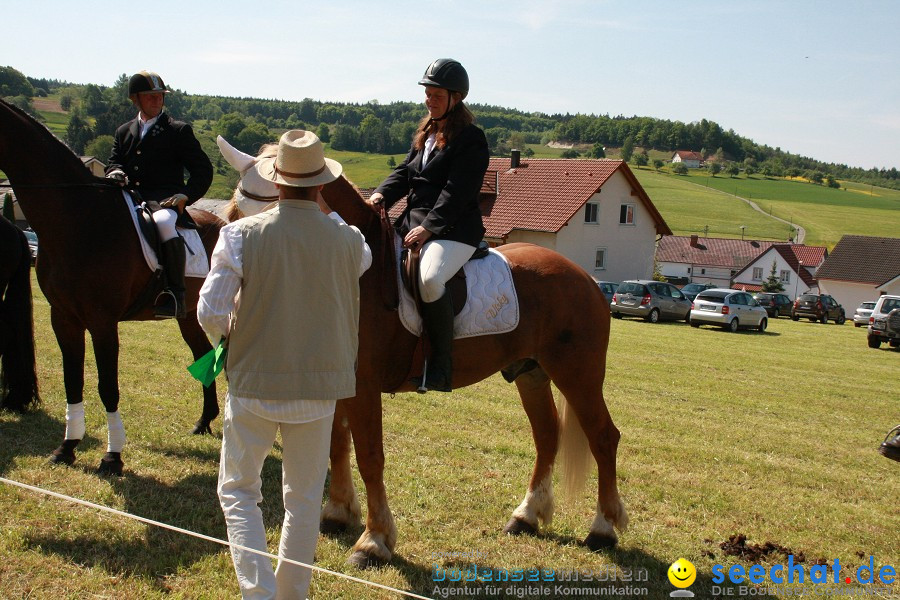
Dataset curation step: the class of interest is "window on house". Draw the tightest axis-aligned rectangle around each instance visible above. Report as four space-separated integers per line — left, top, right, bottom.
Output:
594 247 607 270
700 268 706 275
780 270 791 283
584 203 598 224
752 267 763 281
619 204 635 225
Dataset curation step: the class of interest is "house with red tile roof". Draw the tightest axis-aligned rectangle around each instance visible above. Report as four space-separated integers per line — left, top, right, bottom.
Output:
656 235 775 288
378 155 670 282
671 151 703 168
732 243 827 297
481 156 671 282
814 235 900 309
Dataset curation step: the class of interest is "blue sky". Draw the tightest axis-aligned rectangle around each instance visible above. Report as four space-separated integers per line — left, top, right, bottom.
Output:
4 0 899 169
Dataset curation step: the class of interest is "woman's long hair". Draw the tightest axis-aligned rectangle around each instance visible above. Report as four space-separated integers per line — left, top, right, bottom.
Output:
413 91 475 151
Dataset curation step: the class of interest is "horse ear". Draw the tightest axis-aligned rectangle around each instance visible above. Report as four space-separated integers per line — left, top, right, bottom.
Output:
216 135 256 174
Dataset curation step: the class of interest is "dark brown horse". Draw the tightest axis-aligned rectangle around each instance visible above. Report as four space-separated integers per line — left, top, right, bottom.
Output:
312 176 627 567
0 214 40 412
0 98 223 474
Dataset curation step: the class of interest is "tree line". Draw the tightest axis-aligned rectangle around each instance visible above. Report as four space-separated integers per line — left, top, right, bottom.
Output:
2 65 898 191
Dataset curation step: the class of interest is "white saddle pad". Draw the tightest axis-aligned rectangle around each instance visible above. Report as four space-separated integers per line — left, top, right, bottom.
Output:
122 191 210 278
396 237 520 339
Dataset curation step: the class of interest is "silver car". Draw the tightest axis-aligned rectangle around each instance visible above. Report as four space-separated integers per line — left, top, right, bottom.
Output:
610 280 692 323
853 301 876 327
867 295 900 348
689 289 768 332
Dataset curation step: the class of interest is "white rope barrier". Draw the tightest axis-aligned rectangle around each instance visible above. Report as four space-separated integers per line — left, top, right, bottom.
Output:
0 476 433 600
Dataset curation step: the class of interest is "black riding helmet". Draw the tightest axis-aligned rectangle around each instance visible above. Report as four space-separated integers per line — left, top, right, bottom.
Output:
128 70 170 96
418 59 469 99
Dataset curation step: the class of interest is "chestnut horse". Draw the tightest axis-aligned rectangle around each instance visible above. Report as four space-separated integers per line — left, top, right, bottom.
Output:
0 98 223 474
223 151 627 565
0 214 40 412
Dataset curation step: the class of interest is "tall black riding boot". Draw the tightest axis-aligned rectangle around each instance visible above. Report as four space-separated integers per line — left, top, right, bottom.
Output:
415 290 454 393
155 238 187 319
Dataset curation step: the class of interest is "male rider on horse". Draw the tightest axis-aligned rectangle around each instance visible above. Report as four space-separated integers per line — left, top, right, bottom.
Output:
106 70 213 319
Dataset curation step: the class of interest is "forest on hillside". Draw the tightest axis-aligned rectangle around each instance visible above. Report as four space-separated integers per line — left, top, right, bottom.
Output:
3 65 899 191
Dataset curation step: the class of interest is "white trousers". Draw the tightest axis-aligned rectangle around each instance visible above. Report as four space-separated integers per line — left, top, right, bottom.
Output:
418 239 476 303
218 397 334 600
153 207 178 242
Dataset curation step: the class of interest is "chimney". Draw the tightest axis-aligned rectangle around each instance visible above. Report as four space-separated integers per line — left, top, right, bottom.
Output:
690 234 700 247
511 149 520 169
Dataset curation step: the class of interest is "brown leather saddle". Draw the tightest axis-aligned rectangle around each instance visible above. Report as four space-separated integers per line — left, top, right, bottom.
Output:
400 241 489 315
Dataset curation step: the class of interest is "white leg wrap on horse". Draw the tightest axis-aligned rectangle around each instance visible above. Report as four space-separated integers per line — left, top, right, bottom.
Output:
511 475 555 527
106 411 126 452
65 402 86 440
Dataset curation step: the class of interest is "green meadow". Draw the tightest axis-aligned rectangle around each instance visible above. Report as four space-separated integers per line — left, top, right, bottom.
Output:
676 172 900 247
0 278 896 599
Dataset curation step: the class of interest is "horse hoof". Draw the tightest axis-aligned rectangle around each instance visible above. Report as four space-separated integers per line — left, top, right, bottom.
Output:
347 550 386 570
49 439 80 466
584 532 617 552
503 517 538 536
320 518 348 535
97 452 124 477
191 421 213 435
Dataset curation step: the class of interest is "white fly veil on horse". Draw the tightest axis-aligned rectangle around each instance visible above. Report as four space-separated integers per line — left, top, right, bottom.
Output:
216 135 278 219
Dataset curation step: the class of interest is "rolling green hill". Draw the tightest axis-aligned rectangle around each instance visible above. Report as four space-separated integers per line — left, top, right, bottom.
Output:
635 170 899 247
7 107 897 249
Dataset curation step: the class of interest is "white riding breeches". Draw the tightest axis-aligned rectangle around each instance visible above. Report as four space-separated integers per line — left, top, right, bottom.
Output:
153 207 178 242
418 239 476 303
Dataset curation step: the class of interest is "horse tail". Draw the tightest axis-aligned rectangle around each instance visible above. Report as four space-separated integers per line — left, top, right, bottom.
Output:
0 231 40 412
557 395 591 502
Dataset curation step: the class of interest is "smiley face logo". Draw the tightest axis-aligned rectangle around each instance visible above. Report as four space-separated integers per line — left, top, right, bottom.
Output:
668 558 696 588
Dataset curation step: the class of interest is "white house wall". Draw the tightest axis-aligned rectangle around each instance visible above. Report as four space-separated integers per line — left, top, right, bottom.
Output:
733 250 812 297
506 229 557 250
552 172 656 281
818 279 897 312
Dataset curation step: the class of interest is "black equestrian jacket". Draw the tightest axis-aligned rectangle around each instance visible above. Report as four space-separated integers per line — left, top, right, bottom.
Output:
107 112 213 206
375 123 489 247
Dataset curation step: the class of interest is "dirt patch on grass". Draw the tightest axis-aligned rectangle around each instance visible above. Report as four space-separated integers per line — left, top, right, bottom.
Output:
32 98 64 113
718 534 808 562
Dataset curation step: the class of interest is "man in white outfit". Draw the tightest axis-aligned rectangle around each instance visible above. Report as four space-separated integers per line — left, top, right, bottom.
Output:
198 130 371 599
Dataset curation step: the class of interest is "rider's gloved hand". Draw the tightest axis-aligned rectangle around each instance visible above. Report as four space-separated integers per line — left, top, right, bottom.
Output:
106 169 128 185
160 193 189 214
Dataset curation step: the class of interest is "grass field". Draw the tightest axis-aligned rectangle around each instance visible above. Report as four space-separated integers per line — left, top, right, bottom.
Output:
0 276 897 599
677 173 900 248
631 169 796 241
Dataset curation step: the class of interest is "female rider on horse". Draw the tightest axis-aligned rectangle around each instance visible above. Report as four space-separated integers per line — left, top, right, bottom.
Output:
366 59 490 393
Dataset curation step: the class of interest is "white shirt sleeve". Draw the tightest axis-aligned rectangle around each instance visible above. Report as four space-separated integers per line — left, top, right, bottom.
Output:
197 225 243 344
329 211 372 276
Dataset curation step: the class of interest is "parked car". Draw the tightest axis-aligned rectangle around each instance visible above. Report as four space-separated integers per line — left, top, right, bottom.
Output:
690 289 768 332
596 281 619 303
791 293 845 324
610 280 692 323
867 295 900 348
680 282 718 302
753 292 793 318
24 228 38 263
853 301 877 327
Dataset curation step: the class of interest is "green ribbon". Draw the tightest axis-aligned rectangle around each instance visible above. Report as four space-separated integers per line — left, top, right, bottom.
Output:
187 339 227 388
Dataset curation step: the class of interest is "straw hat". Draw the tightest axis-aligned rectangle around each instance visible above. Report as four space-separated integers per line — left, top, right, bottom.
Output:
259 130 342 188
